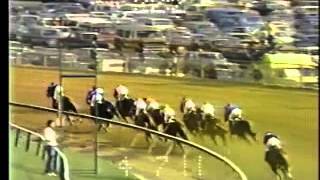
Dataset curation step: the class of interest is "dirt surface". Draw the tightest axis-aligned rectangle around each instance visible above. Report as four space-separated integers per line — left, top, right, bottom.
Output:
10 66 318 180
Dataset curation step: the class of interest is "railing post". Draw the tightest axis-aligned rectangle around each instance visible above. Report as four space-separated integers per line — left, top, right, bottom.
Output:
59 156 65 180
15 129 21 147
36 140 42 156
25 133 31 152
42 145 46 160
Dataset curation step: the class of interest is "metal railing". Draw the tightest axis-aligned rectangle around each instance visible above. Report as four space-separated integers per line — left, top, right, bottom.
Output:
10 122 70 180
10 101 248 180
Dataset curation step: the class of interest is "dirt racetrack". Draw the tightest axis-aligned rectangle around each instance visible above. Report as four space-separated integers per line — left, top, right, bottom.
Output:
10 66 318 180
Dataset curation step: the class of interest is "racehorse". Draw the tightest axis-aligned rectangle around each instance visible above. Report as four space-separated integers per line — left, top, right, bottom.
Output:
162 119 189 156
202 114 228 146
182 107 228 146
265 147 292 180
228 118 257 143
115 97 136 123
182 108 203 135
130 110 158 147
146 108 166 131
54 96 82 126
92 100 120 132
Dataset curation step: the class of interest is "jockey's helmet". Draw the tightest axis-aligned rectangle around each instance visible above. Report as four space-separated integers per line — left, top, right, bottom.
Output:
264 131 276 137
146 97 154 103
96 88 104 94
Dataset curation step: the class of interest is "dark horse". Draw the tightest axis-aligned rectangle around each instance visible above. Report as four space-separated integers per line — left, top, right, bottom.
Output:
183 108 228 146
265 147 292 180
162 119 189 156
202 114 228 146
182 108 203 135
131 110 158 145
115 97 136 123
228 118 257 143
92 100 120 132
146 108 166 131
53 96 81 126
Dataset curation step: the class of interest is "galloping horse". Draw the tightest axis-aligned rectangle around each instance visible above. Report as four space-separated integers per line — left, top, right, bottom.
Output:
202 114 228 146
228 118 257 143
54 96 82 126
265 147 292 180
92 99 120 132
129 109 161 148
146 108 166 131
182 108 203 135
115 97 136 123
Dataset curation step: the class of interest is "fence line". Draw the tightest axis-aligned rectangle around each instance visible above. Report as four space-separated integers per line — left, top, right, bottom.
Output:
10 122 70 180
10 101 248 180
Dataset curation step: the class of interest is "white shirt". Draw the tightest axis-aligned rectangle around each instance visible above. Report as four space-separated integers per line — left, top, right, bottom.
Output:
164 106 176 117
147 101 160 110
201 103 215 116
43 127 58 146
184 100 196 112
90 93 104 106
229 108 242 121
53 85 64 101
266 137 282 151
116 85 129 95
135 99 147 110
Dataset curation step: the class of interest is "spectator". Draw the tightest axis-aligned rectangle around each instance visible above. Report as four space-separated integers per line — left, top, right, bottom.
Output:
43 120 59 176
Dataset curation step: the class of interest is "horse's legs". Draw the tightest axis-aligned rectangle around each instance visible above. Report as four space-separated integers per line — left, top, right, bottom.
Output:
247 128 257 142
220 133 228 146
241 134 252 144
129 133 140 147
148 138 157 154
210 134 218 146
165 141 176 156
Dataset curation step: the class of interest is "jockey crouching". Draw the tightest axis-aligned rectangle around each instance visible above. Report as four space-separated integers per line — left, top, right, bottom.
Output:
160 104 176 125
86 86 96 105
53 85 64 111
183 98 196 114
134 98 147 116
201 102 215 120
114 85 129 101
201 102 215 119
90 88 105 116
145 98 160 111
263 132 292 178
228 107 243 129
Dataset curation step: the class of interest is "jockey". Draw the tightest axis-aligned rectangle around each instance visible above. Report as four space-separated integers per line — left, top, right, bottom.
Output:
263 132 282 151
114 84 129 101
228 107 243 122
160 104 176 124
183 98 196 114
134 98 147 116
224 103 240 121
91 88 105 105
144 97 160 111
263 131 290 173
47 82 57 108
201 102 215 118
53 85 64 109
86 86 96 105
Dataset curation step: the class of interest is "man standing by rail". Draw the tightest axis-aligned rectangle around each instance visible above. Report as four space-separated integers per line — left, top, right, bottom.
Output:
43 120 59 177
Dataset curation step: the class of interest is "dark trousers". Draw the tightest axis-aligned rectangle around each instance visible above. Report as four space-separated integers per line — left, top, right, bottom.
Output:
44 145 58 173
